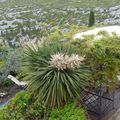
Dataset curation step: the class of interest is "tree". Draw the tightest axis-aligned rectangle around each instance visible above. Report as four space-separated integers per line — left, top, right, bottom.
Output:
88 10 95 27
22 42 89 108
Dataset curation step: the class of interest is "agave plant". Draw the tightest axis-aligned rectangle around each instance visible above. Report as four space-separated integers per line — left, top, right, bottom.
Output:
22 43 89 108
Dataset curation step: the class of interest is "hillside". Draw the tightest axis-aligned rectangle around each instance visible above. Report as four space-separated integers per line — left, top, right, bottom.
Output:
0 0 120 9
0 0 120 47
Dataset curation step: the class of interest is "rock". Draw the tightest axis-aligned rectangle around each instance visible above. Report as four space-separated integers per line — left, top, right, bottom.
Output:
0 92 7 97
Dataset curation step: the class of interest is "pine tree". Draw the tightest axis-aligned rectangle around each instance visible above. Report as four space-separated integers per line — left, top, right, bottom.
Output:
88 10 95 27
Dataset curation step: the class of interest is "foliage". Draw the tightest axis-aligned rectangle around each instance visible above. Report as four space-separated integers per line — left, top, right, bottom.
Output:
22 42 89 108
88 10 95 27
47 29 64 42
0 92 88 120
1 78 14 87
49 103 88 120
45 25 80 44
0 48 22 86
97 34 120 49
72 34 120 90
71 35 95 55
0 46 13 85
85 44 120 90
0 91 46 120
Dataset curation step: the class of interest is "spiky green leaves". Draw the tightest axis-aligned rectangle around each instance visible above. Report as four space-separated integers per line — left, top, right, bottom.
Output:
22 43 89 108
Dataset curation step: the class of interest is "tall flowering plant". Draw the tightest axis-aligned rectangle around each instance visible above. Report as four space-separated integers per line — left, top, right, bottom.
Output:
22 42 89 108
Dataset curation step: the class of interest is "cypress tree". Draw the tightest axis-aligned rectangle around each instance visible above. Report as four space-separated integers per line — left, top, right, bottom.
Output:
88 10 95 27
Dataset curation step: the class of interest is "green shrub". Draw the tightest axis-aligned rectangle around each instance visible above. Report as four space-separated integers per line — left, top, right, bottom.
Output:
0 91 46 120
0 93 88 120
49 103 88 120
0 78 14 87
22 42 89 108
85 44 120 90
0 108 5 120
73 35 120 90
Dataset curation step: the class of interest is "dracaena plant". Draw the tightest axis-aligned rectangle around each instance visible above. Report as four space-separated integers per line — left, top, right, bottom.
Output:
22 42 89 108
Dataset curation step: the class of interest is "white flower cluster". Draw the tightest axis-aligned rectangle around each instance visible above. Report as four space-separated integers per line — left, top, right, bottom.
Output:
50 53 84 70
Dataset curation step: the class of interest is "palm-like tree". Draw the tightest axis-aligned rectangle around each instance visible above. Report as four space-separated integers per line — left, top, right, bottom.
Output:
22 42 89 108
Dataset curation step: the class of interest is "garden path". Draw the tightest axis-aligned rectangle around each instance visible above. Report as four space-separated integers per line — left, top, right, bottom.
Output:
74 26 120 40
